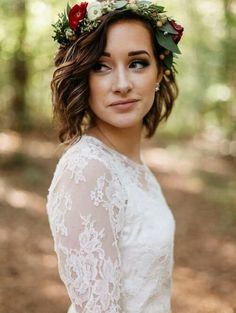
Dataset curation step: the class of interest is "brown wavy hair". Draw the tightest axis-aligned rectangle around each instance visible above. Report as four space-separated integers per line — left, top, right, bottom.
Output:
51 10 179 144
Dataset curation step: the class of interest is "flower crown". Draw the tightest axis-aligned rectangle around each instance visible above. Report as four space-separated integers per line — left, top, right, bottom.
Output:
52 0 184 73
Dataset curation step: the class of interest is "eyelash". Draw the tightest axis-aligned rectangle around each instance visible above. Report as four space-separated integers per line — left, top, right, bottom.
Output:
131 60 150 69
92 60 150 72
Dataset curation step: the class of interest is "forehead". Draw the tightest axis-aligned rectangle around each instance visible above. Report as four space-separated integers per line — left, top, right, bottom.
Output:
105 19 154 54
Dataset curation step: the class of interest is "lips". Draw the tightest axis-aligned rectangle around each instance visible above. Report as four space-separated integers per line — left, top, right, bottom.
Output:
110 99 139 106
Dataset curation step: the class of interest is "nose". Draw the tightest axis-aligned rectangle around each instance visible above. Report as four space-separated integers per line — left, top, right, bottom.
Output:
111 66 133 95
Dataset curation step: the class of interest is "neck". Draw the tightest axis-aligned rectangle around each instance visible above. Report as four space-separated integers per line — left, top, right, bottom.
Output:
86 122 144 163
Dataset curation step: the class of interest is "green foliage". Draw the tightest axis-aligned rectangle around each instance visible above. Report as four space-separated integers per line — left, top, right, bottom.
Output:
0 0 235 144
160 22 178 34
52 11 70 45
52 0 181 72
155 31 181 54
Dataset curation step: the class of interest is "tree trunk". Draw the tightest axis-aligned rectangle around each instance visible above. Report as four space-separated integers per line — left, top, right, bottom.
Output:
222 0 236 139
10 0 29 131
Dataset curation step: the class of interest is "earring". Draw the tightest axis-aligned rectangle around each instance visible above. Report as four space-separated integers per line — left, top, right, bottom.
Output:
155 83 160 92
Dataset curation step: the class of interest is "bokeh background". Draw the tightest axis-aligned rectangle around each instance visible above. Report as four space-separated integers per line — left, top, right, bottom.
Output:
0 0 236 312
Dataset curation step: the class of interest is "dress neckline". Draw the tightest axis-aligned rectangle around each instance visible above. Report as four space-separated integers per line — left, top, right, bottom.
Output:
82 134 147 169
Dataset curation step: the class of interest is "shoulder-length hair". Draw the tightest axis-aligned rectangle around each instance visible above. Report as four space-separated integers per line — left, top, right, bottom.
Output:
51 10 179 145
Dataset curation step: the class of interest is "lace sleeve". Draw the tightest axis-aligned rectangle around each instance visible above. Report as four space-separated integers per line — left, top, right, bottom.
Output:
46 155 126 313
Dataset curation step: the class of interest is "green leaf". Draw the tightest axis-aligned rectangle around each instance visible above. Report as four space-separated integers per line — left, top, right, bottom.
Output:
67 3 71 16
153 5 165 13
160 21 178 35
114 0 128 9
137 0 152 5
163 53 173 69
156 31 181 54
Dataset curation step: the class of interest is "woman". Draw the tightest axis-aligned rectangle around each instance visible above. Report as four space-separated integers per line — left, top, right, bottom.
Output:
47 1 184 312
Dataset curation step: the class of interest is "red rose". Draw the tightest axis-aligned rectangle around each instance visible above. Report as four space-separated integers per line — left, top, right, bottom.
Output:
68 2 88 31
169 20 184 44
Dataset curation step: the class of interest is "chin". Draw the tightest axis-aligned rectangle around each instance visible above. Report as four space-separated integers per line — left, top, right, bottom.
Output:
107 118 142 129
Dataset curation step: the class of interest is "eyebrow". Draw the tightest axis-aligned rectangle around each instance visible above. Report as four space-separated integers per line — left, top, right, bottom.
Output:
102 50 150 57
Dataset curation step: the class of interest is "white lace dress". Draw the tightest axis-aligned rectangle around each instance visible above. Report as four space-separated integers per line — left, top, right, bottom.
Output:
46 134 176 313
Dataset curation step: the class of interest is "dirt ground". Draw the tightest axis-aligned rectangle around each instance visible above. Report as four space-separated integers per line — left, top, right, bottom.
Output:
0 129 235 313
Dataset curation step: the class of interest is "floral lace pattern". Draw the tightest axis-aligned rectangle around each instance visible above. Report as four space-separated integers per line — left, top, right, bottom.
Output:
46 135 175 313
47 185 72 237
57 214 121 312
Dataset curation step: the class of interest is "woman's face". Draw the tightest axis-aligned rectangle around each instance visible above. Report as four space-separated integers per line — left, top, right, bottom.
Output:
88 19 163 131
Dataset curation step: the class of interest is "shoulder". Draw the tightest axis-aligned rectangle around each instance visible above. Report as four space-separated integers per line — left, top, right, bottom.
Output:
48 135 115 193
63 135 113 175
63 135 112 166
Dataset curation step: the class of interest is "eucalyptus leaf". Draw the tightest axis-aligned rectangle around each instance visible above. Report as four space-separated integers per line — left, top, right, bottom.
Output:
160 21 178 35
154 5 165 13
163 54 173 69
137 0 152 4
156 32 181 54
114 0 128 9
63 11 68 25
66 3 71 16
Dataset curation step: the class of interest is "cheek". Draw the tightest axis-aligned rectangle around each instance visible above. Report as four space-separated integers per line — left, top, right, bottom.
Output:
139 67 158 91
89 77 98 97
89 78 100 107
140 73 157 110
88 78 110 119
89 76 108 103
139 74 156 98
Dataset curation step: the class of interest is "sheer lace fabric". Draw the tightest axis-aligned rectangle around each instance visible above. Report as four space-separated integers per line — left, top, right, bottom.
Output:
46 134 176 313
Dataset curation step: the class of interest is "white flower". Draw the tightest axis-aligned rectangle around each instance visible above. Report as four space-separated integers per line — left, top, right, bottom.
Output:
65 28 76 41
127 2 138 10
87 1 103 21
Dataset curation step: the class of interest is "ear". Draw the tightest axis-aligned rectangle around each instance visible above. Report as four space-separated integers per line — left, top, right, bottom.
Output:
156 66 164 84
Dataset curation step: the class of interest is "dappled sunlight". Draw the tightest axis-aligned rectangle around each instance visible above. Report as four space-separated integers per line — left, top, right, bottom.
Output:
143 146 204 194
141 140 236 312
161 174 204 194
0 177 46 215
218 241 236 266
0 131 235 313
143 135 235 177
204 237 236 267
0 227 8 243
173 229 236 312
29 1 52 30
41 254 58 269
40 281 68 299
0 130 59 159
23 138 59 159
197 154 233 176
192 128 236 158
142 135 236 198
0 130 22 154
143 147 196 175
173 265 235 313
0 0 235 309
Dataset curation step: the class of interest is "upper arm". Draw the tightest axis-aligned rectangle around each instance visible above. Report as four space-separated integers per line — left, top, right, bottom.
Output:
46 156 126 312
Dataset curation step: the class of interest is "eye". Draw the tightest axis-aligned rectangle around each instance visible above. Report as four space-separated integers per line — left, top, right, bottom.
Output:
129 60 150 69
92 62 110 72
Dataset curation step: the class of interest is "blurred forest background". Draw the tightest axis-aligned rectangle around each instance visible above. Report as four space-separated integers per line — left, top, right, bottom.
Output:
0 0 236 313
